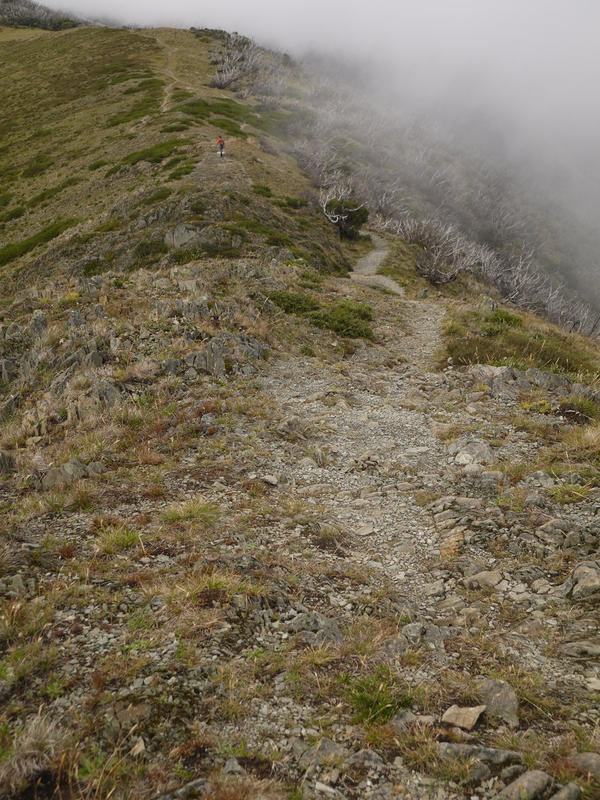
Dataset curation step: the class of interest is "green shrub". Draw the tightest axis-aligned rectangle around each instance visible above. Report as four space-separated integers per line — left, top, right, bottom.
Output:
442 308 599 378
307 303 374 339
252 184 272 197
161 123 190 132
0 206 24 222
269 291 320 315
0 219 76 266
122 140 183 166
345 667 413 724
324 198 369 239
212 117 247 139
179 99 211 119
22 153 54 178
140 187 172 205
0 192 12 209
135 239 168 259
89 159 109 171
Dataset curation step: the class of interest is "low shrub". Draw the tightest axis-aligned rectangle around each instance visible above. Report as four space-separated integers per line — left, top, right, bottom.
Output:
122 140 184 166
252 184 272 197
269 291 319 315
0 219 76 266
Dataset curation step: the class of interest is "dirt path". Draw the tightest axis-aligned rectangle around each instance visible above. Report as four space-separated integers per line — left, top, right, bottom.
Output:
262 264 448 616
351 233 404 295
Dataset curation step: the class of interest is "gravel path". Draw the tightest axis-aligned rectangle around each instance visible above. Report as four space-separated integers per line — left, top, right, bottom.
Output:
350 234 404 295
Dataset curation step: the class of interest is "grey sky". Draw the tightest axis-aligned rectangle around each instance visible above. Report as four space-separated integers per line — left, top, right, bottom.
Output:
45 0 600 211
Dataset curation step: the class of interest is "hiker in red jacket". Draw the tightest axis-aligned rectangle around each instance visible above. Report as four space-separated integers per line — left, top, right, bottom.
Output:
217 136 225 157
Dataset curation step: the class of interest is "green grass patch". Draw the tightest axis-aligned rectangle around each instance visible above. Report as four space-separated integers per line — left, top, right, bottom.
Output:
0 192 12 209
344 667 413 725
442 307 600 379
307 301 374 339
211 117 247 139
27 177 79 208
0 219 76 266
269 292 373 339
135 239 168 259
252 184 272 197
106 94 160 127
139 187 172 206
22 152 54 178
161 123 190 132
269 291 320 315
0 206 24 223
89 159 109 171
179 98 211 119
122 139 184 166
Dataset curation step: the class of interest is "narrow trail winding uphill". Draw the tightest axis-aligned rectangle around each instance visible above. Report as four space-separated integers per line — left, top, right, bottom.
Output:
262 257 447 619
350 233 404 295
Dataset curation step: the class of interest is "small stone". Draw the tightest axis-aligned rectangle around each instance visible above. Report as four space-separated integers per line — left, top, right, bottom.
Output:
550 784 581 800
570 751 600 779
262 474 279 486
495 770 551 800
222 756 244 775
477 677 519 728
441 704 486 731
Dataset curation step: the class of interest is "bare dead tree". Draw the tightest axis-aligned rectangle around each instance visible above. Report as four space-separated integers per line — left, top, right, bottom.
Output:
210 34 260 89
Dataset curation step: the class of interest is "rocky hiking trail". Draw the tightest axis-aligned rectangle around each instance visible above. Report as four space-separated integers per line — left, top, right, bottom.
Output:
3 238 600 800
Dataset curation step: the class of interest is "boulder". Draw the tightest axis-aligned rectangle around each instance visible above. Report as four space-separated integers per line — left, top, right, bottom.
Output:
436 742 521 765
0 450 15 476
495 770 552 800
570 751 600 779
186 333 269 378
29 310 47 338
441 704 486 731
477 677 519 728
287 612 343 645
565 561 600 602
448 437 495 466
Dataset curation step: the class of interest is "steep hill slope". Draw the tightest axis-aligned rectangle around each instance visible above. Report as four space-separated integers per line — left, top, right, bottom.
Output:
0 23 600 800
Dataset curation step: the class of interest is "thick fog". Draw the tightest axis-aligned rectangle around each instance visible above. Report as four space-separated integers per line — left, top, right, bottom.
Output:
46 0 600 275
47 0 600 187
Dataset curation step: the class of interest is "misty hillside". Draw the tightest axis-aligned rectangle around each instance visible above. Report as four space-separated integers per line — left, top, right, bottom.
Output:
0 17 600 800
0 0 79 29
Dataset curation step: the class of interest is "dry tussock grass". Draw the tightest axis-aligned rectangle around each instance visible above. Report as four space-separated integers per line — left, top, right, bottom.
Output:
203 776 285 799
0 714 66 798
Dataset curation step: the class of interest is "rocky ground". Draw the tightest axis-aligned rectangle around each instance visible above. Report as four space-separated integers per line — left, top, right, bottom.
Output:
0 22 599 800
1 235 599 800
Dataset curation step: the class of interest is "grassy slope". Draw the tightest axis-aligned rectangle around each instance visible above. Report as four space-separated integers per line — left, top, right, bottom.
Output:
1 23 600 800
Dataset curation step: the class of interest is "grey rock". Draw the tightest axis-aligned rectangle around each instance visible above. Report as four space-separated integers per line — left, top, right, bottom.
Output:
436 742 521 766
162 358 184 375
0 358 19 383
495 770 552 800
287 612 343 645
561 639 600 659
187 333 269 378
478 677 519 728
154 777 206 800
448 437 495 466
565 561 600 602
570 751 600 779
465 569 503 590
297 738 348 769
389 710 417 731
441 704 486 731
379 634 410 659
222 756 244 775
550 785 581 800
0 450 15 475
29 310 47 338
341 749 384 771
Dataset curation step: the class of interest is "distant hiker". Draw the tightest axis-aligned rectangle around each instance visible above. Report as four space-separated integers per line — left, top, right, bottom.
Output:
217 136 225 157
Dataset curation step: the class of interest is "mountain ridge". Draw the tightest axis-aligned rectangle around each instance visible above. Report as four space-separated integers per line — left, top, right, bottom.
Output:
0 20 599 800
